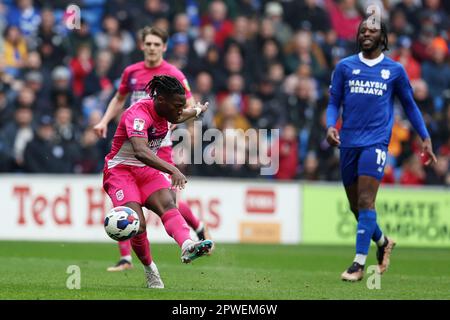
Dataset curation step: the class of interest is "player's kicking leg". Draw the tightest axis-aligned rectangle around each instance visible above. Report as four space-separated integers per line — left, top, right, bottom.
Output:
178 199 215 255
145 189 214 263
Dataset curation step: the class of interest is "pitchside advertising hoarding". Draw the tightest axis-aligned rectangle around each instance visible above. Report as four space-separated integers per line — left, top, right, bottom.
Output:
0 175 301 244
303 184 450 247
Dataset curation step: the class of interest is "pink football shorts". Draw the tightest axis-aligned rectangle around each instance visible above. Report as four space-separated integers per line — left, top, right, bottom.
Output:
103 164 172 207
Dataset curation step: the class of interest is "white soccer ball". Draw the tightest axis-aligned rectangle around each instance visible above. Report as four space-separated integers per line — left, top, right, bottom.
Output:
104 206 140 241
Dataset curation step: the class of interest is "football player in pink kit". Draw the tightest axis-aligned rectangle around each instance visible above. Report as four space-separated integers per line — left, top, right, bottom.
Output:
103 75 213 288
94 26 211 272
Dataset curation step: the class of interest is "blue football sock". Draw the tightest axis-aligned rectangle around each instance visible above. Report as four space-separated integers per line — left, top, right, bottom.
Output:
372 223 383 243
356 209 377 255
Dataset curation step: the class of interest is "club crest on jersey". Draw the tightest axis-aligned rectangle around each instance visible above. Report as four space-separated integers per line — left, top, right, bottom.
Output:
131 78 137 84
133 118 145 131
381 69 390 80
352 69 361 75
116 189 124 201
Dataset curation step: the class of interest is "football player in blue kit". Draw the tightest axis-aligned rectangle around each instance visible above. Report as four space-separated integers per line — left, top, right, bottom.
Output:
326 18 437 281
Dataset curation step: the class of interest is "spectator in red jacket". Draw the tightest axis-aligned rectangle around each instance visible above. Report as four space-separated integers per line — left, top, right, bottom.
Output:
201 0 234 49
274 123 299 180
69 44 94 97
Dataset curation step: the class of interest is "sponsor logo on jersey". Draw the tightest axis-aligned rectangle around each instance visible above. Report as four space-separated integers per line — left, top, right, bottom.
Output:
352 69 361 75
130 91 149 104
148 138 164 152
349 80 387 96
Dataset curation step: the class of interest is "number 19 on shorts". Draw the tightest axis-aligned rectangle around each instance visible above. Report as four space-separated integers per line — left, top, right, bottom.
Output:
375 149 386 166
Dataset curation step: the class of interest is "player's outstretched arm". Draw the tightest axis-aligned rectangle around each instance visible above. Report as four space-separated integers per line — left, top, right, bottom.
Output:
94 92 128 138
130 136 187 189
173 102 209 124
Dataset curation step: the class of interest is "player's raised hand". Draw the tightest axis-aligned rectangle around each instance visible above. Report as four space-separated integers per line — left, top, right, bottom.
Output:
195 101 209 117
94 121 108 138
171 169 187 190
421 138 437 166
326 127 341 147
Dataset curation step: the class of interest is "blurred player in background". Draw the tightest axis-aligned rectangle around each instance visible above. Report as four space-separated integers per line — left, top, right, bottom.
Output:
94 26 212 272
326 17 437 281
103 75 213 288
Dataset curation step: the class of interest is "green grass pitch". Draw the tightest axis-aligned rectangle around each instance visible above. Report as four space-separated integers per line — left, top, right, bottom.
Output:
0 241 449 300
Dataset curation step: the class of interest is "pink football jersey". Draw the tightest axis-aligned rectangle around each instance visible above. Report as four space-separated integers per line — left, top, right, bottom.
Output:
118 60 192 104
105 98 168 169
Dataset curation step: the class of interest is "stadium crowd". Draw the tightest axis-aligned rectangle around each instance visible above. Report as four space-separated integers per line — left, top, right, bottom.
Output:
0 0 449 186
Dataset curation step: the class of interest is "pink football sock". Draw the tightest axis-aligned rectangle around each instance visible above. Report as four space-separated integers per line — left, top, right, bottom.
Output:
118 240 132 258
178 200 201 231
161 208 192 247
130 231 152 266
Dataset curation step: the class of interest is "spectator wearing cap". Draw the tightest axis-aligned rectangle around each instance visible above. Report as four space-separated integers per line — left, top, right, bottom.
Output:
392 36 421 80
23 115 74 173
0 104 34 171
421 37 450 99
264 2 293 46
23 70 51 115
50 65 79 117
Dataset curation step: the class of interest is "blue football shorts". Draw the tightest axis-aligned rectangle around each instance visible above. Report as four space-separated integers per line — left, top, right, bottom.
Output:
339 144 388 186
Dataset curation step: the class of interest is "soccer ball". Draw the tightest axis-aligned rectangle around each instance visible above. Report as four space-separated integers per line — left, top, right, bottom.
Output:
104 206 140 241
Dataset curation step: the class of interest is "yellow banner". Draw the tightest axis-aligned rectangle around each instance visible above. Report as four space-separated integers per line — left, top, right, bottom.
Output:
303 184 450 247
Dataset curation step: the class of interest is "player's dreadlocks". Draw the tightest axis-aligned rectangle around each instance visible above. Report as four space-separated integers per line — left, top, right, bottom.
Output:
357 18 389 52
144 75 185 99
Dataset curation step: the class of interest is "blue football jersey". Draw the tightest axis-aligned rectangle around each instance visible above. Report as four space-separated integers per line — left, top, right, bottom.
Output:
326 53 429 148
